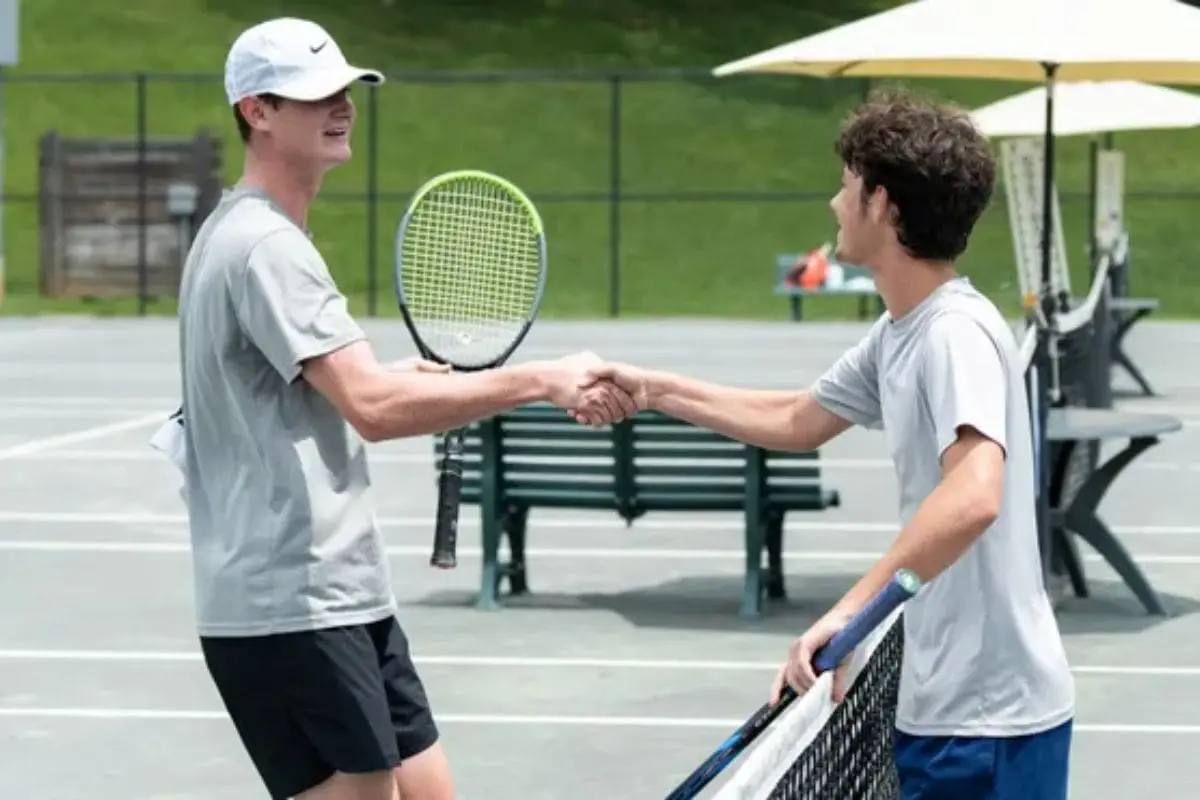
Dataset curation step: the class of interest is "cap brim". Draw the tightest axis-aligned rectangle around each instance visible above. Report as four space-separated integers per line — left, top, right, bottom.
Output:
273 65 385 101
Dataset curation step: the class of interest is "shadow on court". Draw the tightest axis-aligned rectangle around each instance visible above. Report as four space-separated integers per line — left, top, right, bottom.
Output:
412 569 1200 637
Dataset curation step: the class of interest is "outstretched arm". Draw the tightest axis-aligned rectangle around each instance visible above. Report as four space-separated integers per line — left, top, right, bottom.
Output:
303 342 632 442
620 372 852 453
577 320 886 452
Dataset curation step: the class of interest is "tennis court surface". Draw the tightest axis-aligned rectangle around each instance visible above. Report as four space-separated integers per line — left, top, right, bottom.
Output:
3 315 1200 798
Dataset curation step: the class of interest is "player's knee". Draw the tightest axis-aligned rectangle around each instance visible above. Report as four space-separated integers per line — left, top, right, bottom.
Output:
296 769 399 800
393 740 454 800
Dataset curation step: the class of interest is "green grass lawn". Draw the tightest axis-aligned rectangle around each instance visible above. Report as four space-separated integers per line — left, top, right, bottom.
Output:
4 0 1200 319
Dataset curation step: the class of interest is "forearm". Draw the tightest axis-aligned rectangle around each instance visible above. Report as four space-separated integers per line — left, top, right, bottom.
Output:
648 372 828 452
357 364 547 441
829 466 998 619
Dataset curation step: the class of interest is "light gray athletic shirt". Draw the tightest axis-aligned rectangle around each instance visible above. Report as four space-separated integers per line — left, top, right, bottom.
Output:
812 277 1075 737
177 186 396 638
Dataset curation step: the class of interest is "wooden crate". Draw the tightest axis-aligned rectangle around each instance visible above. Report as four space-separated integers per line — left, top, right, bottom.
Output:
38 131 223 299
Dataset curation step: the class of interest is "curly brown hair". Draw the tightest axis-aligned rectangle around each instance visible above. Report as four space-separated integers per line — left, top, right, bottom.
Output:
834 89 997 262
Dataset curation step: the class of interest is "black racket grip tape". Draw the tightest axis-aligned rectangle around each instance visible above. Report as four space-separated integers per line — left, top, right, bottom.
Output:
431 432 465 569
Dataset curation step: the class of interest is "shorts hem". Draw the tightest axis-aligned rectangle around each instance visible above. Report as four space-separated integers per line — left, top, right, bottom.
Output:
398 718 441 762
196 603 397 637
896 706 1075 738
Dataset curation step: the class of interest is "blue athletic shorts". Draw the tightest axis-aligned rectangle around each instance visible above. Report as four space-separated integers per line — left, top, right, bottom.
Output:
893 718 1073 800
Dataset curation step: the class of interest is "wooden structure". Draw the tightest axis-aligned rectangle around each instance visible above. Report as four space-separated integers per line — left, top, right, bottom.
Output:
37 131 223 298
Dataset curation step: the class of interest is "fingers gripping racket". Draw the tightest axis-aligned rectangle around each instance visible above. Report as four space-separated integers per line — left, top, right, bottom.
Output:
394 170 548 570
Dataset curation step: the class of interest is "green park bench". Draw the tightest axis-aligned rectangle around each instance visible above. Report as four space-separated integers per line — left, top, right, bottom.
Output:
775 253 884 321
432 403 842 617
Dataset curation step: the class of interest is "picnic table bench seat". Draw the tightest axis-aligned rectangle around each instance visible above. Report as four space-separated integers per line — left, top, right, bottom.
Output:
774 253 884 321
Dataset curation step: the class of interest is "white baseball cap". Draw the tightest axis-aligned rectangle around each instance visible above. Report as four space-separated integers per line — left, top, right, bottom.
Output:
224 17 384 106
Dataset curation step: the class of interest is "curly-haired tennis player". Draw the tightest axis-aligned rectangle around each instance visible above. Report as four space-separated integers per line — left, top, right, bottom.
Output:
578 90 1075 800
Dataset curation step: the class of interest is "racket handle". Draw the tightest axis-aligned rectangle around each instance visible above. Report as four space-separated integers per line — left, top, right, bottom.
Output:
431 430 465 569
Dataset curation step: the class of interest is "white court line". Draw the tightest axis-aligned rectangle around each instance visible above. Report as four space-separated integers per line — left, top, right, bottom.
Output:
0 408 166 420
0 396 175 407
6 511 1200 538
0 413 166 461
0 649 1197 677
0 707 1194 733
3 539 1200 565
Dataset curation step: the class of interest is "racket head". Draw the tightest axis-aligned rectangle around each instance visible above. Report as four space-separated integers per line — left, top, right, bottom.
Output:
394 169 547 371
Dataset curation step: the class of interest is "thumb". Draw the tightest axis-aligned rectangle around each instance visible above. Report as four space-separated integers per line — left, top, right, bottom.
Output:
769 664 787 705
583 363 617 384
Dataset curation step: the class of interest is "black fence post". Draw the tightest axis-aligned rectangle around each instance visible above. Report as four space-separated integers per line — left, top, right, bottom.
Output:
136 72 148 316
366 82 379 317
607 74 622 318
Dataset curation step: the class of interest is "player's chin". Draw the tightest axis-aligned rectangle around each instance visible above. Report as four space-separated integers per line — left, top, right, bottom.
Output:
319 136 353 163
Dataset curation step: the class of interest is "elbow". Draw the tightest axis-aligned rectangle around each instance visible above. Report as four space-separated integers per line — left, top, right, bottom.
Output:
349 398 393 443
969 482 1002 533
340 389 391 443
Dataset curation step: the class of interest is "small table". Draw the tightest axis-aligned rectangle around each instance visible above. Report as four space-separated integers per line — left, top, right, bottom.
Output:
1043 408 1182 615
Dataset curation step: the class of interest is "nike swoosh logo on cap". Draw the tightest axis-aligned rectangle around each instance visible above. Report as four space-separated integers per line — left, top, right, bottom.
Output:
310 40 327 53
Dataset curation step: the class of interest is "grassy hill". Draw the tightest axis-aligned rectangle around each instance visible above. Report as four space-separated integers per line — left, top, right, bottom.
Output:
4 0 1200 319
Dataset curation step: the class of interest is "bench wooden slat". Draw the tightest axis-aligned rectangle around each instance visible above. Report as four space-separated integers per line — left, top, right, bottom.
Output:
505 488 618 506
629 446 747 461
767 466 822 479
498 462 616 477
633 430 741 445
494 427 613 443
633 464 744 478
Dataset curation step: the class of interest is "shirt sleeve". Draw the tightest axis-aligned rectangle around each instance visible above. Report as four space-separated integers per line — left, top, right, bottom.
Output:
922 312 1009 460
810 318 885 429
229 229 366 384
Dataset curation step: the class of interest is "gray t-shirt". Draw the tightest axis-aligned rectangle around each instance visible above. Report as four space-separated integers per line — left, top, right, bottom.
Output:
177 186 396 638
812 277 1075 737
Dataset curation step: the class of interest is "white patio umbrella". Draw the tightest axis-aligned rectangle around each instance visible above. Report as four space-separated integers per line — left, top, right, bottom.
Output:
971 80 1200 138
712 0 1200 331
972 80 1200 268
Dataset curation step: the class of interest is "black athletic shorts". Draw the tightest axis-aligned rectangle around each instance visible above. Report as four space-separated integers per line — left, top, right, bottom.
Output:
199 614 439 800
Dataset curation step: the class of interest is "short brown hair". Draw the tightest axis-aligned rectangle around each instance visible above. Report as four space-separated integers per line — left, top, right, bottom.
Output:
834 89 996 262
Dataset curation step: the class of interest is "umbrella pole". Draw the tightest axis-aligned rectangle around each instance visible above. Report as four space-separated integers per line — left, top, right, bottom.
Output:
1034 63 1059 590
1038 64 1061 405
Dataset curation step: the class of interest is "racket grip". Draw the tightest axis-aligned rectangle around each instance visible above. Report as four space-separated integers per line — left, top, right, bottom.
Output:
431 431 465 569
812 568 921 673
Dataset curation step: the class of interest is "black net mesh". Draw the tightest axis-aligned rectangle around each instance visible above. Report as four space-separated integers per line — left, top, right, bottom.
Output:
763 619 903 800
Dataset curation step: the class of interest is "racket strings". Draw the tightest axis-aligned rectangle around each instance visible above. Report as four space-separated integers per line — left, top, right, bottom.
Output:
400 177 542 367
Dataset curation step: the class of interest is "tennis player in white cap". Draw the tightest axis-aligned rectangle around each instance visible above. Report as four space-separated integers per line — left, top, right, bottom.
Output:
174 16 633 800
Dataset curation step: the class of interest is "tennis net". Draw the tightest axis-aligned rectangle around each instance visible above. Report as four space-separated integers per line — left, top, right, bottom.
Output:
712 608 905 800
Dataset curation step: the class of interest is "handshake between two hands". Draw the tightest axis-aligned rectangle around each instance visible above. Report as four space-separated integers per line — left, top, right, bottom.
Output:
388 351 650 427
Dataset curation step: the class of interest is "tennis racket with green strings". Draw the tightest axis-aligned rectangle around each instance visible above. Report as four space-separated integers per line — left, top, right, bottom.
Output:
394 169 548 570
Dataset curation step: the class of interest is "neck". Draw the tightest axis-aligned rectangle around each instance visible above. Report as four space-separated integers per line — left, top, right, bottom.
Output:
238 148 323 230
872 252 958 319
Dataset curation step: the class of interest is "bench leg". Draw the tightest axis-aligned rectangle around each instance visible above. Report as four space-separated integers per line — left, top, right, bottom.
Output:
763 511 786 602
504 506 530 596
476 506 503 611
740 512 766 618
